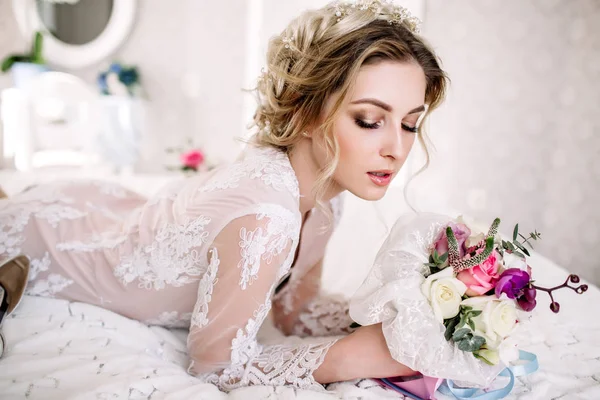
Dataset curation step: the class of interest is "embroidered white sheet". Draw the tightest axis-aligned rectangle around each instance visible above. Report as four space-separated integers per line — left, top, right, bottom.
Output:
1 249 599 399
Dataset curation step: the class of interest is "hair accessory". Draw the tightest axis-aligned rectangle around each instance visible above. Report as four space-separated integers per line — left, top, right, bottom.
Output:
281 35 297 50
332 0 421 34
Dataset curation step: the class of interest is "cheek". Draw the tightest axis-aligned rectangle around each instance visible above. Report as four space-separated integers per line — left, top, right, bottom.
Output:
334 119 370 164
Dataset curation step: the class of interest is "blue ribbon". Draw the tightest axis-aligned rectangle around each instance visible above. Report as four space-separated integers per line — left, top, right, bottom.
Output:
438 350 538 400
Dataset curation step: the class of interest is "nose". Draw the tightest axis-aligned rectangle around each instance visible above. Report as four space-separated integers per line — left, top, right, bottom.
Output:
379 124 406 162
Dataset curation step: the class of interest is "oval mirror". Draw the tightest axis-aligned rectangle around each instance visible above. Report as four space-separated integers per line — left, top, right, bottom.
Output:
36 0 114 46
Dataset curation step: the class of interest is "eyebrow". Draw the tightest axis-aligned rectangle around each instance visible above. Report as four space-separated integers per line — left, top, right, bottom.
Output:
349 98 426 115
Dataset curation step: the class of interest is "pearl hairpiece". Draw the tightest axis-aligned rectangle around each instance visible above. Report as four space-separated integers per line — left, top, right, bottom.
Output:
332 0 421 34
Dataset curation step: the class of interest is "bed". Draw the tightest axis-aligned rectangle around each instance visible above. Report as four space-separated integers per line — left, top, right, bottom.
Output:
1 171 599 399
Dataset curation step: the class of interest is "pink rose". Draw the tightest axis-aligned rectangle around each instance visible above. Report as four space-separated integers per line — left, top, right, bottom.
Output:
457 249 501 296
434 221 471 258
180 149 204 169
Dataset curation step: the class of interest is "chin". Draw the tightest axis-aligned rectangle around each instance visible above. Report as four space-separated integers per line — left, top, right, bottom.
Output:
349 186 388 201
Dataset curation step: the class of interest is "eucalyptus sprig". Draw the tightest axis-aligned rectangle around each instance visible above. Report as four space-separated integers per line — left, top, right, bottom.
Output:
501 224 542 259
444 306 485 352
425 249 448 275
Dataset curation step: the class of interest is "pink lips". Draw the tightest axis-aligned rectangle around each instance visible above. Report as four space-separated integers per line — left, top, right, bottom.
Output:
367 170 393 187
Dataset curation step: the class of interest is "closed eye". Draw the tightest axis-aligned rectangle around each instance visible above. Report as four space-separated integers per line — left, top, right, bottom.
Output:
355 118 382 129
355 118 418 133
402 123 417 133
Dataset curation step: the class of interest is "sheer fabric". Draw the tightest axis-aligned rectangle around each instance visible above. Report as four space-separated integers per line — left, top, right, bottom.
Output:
0 144 354 391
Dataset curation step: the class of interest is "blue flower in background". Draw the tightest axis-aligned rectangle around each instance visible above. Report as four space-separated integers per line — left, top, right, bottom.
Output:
97 72 109 95
119 67 139 87
108 62 122 74
97 61 141 96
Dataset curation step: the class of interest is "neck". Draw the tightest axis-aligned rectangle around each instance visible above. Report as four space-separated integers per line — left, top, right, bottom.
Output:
288 138 344 215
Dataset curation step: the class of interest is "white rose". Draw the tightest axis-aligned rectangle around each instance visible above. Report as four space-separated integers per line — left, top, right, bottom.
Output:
461 296 518 350
421 267 467 323
503 251 527 271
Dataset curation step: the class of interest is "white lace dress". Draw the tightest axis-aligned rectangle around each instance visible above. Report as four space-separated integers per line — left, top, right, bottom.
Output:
0 144 355 392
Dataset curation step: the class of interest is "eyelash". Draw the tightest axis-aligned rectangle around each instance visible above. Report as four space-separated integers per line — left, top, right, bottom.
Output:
354 118 418 133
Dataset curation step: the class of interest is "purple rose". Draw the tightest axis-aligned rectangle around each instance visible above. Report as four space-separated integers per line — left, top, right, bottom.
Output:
495 268 537 311
434 221 471 258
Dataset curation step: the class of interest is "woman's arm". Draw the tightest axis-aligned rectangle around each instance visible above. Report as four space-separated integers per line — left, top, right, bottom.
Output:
272 259 356 337
313 322 418 383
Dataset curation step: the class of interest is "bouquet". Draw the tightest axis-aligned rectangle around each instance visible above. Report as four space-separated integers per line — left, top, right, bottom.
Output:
349 213 587 396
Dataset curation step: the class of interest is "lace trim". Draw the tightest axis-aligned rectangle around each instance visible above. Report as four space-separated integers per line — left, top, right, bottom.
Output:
113 215 212 290
292 296 355 337
198 336 338 391
144 311 193 329
28 252 51 282
190 249 220 328
25 273 74 298
57 234 128 252
33 204 87 228
200 147 299 200
0 187 76 258
196 279 337 391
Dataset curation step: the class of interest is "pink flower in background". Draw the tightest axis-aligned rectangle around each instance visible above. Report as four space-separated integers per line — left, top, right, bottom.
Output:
434 221 471 258
456 249 501 296
180 149 204 170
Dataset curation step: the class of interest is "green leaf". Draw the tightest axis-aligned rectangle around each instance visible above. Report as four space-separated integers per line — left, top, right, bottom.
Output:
468 319 475 331
32 31 44 64
472 335 486 349
513 251 526 259
474 352 495 366
1 55 31 73
469 310 482 317
444 315 460 341
513 240 530 256
457 334 486 352
513 224 519 241
439 253 448 263
452 328 470 342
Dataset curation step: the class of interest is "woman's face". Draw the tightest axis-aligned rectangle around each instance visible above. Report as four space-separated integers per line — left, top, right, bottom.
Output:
313 60 427 201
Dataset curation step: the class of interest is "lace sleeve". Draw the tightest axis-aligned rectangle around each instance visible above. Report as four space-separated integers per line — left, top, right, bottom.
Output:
186 208 338 392
272 260 356 338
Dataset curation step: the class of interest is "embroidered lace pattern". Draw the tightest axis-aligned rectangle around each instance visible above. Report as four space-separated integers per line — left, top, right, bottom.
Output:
200 147 299 200
144 311 193 329
113 215 212 290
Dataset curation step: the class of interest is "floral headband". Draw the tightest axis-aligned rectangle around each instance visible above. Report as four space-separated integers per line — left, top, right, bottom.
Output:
332 0 422 34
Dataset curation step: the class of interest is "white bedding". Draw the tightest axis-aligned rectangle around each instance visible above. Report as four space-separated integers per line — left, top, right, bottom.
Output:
1 252 599 400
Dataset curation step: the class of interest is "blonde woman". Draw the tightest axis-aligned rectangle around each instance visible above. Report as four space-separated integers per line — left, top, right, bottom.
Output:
0 0 448 392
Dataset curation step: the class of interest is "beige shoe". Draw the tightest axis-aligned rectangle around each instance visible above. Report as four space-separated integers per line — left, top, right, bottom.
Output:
0 254 30 357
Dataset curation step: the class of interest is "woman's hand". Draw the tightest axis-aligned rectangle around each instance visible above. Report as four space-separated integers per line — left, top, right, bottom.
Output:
313 322 418 383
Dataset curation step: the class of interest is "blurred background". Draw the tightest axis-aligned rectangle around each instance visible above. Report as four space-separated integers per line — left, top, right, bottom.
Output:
0 0 598 287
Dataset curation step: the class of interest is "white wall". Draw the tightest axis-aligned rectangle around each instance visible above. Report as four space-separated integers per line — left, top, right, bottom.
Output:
1 1 598 284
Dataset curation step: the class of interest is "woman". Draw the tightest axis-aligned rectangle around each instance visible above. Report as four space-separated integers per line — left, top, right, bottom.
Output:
0 0 447 392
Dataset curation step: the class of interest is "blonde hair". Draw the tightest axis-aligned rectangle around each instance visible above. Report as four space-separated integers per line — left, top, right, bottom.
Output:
251 1 448 207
